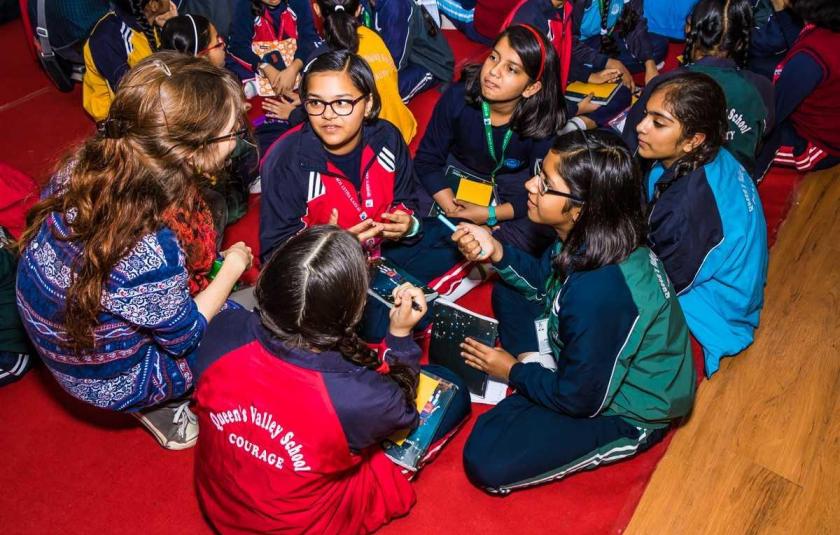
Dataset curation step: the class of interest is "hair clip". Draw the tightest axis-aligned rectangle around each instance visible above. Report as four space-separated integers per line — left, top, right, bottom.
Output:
97 117 130 139
334 4 345 11
151 59 172 77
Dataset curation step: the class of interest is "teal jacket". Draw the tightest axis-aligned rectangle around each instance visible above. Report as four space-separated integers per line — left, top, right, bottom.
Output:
496 242 696 429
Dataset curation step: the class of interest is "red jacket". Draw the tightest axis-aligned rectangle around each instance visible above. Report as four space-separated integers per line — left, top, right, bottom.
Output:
193 309 420 534
259 119 418 262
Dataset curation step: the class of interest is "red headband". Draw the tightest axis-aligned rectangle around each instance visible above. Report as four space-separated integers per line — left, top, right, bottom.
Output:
517 24 546 81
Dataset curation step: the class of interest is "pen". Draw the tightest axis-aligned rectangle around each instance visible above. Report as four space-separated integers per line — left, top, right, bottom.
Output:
436 213 486 258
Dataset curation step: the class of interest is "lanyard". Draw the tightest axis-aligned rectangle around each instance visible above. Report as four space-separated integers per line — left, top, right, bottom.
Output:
362 8 373 28
596 0 615 36
480 100 513 184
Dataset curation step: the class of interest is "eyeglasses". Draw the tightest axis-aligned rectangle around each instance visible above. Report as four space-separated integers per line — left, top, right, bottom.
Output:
535 163 585 203
206 127 248 145
303 95 367 117
198 35 226 56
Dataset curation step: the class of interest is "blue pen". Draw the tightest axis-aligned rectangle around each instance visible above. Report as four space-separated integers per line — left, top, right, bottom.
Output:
437 213 486 258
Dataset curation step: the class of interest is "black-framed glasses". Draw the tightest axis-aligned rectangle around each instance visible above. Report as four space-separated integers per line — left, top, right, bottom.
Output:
303 95 367 117
535 162 585 203
206 127 248 145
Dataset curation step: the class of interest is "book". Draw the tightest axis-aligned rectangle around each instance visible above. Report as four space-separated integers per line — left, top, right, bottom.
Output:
367 257 438 308
428 165 495 216
251 38 300 97
383 370 459 471
429 298 499 398
565 81 621 106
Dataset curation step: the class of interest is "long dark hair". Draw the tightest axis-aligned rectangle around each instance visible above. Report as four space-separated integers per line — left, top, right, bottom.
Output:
651 72 727 179
300 50 382 120
18 52 246 351
600 0 641 57
684 0 753 67
161 14 212 56
550 130 647 277
791 0 840 30
316 0 361 52
256 226 418 407
463 25 565 138
114 0 159 52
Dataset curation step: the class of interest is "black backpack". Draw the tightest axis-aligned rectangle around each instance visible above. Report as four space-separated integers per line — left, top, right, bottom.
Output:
406 2 454 84
28 0 109 92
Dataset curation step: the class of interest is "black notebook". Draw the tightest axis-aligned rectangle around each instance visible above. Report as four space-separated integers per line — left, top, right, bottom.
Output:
429 299 499 397
368 257 438 308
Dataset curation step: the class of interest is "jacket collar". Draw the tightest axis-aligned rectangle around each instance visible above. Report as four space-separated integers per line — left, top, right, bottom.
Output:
294 120 386 176
248 313 362 373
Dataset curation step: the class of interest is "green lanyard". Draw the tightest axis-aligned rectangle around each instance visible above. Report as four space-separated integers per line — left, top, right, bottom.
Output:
362 8 373 28
481 100 513 184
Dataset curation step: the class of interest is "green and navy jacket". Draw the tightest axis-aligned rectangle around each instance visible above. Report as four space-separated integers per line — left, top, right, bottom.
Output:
495 242 696 429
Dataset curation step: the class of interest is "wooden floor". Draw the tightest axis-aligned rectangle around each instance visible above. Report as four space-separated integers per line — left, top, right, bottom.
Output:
627 167 840 534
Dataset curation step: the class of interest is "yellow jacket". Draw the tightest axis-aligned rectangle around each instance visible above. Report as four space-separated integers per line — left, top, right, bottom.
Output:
83 12 156 121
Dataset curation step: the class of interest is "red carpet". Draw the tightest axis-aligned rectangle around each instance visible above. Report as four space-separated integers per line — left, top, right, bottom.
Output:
0 17 806 535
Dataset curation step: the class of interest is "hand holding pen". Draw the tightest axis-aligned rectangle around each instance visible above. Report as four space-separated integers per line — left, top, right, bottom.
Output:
388 283 428 337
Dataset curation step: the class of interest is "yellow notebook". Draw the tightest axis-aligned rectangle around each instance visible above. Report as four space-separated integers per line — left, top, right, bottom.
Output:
565 81 621 106
388 373 441 446
447 165 494 207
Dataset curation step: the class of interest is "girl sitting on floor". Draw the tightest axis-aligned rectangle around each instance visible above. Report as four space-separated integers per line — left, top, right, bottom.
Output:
756 0 840 175
260 50 472 340
16 53 254 450
570 0 669 87
193 225 470 534
509 0 632 128
161 14 228 68
414 24 565 256
623 0 775 177
452 130 696 494
310 0 417 144
226 0 319 96
83 0 178 121
635 72 768 377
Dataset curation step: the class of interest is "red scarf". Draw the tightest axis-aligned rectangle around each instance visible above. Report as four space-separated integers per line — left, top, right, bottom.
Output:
163 190 218 295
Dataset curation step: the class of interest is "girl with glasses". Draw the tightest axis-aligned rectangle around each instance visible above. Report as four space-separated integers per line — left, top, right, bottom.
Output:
16 53 254 450
635 72 768 377
414 25 565 257
261 50 474 340
451 130 696 494
161 14 228 68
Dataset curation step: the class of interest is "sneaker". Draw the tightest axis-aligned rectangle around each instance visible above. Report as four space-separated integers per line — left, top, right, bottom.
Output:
133 400 199 450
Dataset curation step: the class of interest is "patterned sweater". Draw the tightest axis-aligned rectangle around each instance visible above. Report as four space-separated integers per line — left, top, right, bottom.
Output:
16 204 210 411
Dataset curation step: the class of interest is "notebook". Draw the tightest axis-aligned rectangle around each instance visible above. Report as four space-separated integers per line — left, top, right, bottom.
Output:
429 299 499 398
383 370 459 471
565 81 621 106
368 257 438 308
428 165 495 216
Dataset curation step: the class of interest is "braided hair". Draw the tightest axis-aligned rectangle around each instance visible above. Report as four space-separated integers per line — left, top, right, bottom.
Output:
316 0 362 52
125 0 159 52
256 226 419 408
597 0 639 57
683 0 753 68
651 72 727 180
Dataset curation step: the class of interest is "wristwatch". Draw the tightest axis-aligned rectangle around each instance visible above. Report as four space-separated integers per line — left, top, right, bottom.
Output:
486 205 498 227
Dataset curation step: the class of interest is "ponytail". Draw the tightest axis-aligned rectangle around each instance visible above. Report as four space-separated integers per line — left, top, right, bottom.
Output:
316 0 361 52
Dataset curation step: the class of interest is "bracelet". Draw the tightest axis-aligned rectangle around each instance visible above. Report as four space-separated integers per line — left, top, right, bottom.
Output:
486 205 498 227
404 215 421 238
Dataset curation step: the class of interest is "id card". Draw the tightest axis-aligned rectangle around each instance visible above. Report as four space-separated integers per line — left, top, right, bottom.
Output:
535 318 551 355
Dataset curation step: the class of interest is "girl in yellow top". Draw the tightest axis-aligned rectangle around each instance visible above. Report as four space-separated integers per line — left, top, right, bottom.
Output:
310 0 417 144
83 0 177 121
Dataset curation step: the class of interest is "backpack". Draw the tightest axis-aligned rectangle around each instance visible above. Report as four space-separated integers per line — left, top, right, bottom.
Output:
406 1 454 83
25 0 109 91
